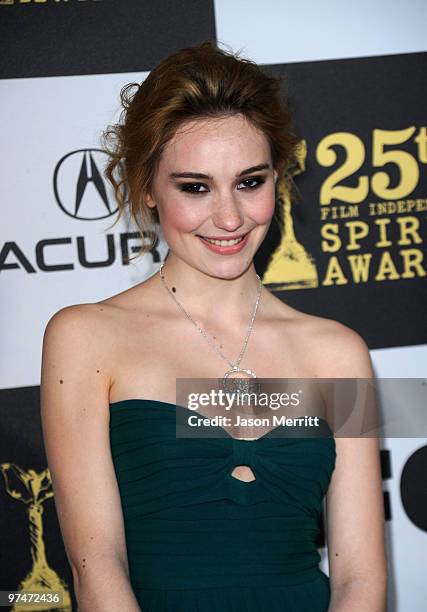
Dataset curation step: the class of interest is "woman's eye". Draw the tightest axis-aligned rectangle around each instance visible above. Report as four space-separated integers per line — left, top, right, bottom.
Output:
179 177 265 194
180 183 208 193
237 177 265 190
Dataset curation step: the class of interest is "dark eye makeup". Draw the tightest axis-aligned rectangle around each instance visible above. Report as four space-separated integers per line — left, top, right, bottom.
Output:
178 176 266 194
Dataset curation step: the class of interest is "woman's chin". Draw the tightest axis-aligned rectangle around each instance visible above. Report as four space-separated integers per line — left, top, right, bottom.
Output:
199 260 255 281
165 237 261 278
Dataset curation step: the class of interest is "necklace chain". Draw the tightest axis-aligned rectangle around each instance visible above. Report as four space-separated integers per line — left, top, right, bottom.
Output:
158 263 262 374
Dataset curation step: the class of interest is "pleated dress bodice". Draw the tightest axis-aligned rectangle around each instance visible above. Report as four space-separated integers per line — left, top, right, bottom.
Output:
109 398 336 611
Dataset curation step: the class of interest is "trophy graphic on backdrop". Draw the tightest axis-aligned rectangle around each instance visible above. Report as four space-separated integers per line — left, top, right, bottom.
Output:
0 463 71 611
263 139 318 290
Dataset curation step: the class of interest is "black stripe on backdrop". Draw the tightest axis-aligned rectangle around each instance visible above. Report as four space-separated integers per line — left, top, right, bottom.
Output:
0 0 216 78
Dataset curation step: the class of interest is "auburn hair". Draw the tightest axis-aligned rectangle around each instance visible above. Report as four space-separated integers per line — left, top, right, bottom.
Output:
102 40 299 259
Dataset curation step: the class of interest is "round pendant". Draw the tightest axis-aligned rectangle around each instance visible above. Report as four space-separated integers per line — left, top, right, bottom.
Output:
223 366 257 380
221 367 260 398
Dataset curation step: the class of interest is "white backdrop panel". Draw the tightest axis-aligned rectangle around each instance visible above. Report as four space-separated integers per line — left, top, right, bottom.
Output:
0 71 168 389
214 0 427 64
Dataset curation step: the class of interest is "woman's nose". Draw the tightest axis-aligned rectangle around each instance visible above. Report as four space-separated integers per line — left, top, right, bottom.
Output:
211 194 245 232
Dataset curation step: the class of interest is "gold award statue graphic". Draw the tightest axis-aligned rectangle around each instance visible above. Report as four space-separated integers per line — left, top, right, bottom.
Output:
263 139 319 290
0 463 71 611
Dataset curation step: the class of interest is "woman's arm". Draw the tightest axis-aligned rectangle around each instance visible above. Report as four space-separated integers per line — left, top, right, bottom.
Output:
40 305 141 612
315 323 387 611
326 436 387 611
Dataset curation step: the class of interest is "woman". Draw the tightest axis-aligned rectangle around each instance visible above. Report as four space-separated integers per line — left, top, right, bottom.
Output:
41 41 387 611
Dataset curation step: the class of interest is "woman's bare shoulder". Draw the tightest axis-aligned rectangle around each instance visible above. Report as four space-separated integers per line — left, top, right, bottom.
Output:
42 302 116 392
45 275 157 332
96 273 159 313
264 289 372 377
44 300 117 350
300 312 373 378
43 279 160 369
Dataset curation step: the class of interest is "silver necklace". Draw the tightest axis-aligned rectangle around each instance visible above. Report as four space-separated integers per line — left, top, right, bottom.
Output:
158 263 262 383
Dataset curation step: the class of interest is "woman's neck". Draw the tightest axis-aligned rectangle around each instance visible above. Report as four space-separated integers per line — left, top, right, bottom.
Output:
156 253 263 326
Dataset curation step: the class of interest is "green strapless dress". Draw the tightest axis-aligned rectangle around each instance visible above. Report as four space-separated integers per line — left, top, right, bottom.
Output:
109 399 336 611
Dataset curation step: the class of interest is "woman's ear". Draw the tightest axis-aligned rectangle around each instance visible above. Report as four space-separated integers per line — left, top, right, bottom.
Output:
273 170 278 183
144 191 156 209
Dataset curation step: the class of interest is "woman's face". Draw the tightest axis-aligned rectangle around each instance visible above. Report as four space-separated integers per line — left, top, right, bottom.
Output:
146 113 278 279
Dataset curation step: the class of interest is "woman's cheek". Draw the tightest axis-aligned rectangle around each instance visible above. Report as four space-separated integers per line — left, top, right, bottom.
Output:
159 198 207 232
250 193 276 225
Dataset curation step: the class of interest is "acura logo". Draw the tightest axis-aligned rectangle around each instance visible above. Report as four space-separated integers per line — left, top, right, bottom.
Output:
53 149 118 220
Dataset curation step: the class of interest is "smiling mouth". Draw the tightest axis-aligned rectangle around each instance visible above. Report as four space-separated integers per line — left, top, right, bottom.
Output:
197 232 248 246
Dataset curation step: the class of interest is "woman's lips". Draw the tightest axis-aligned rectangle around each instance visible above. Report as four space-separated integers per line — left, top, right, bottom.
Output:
197 230 251 254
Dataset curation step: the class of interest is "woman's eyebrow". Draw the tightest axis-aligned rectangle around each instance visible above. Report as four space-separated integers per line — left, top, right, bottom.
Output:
169 163 270 180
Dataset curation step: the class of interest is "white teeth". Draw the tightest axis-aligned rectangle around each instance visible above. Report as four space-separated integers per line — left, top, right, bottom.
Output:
203 236 244 246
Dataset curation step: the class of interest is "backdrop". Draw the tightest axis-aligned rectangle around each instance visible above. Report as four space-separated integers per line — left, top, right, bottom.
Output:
1 1 426 611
